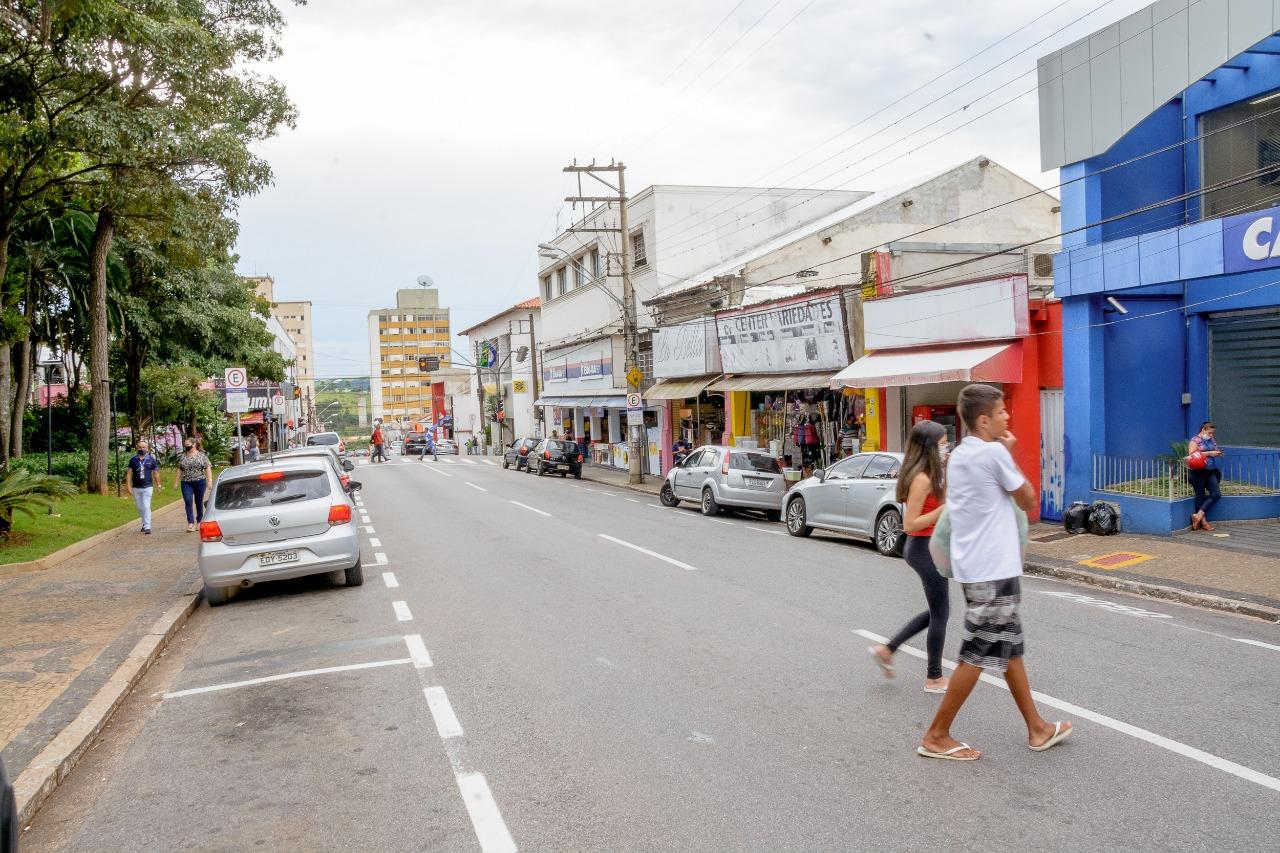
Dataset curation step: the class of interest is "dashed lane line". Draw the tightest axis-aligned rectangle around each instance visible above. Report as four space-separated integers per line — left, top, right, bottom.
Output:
422 464 454 478
375 552 388 565
392 600 413 622
162 658 413 699
466 482 488 493
382 572 399 588
404 633 433 668
743 524 786 537
363 525 376 534
369 537 382 547
481 459 497 466
598 534 697 571
424 685 464 739
852 628 1280 795
455 772 518 853
510 500 551 517
1234 637 1280 652
461 458 478 465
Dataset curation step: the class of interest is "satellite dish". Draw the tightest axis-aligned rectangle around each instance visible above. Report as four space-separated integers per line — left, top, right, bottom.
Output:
417 275 434 288
516 346 529 363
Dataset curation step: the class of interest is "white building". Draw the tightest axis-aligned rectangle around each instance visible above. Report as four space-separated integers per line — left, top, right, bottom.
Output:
536 184 869 469
458 297 542 450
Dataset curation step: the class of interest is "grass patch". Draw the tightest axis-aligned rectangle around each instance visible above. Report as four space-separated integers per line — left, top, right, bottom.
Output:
0 481 184 565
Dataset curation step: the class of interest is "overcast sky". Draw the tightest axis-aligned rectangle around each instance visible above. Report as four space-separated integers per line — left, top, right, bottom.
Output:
232 0 1153 381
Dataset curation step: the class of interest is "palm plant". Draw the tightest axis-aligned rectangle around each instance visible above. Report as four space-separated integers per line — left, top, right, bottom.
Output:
0 468 78 537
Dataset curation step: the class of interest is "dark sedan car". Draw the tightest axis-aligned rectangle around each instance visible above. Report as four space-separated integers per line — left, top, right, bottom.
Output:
525 439 582 478
502 437 540 471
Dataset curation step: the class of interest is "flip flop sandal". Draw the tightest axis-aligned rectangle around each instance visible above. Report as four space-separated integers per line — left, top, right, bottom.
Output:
1029 721 1072 752
923 684 948 694
917 743 979 761
867 646 895 677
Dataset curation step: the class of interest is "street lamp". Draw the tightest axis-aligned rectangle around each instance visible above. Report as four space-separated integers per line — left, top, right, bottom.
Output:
37 354 62 477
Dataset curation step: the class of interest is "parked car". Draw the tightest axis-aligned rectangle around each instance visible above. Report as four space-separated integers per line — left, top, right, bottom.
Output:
437 439 459 455
782 452 906 556
659 444 785 520
526 439 583 478
306 431 347 456
197 457 363 606
503 437 540 470
265 446 357 493
403 432 428 455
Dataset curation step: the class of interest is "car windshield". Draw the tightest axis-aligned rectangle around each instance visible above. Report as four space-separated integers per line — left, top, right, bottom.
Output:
215 470 330 510
307 434 338 446
729 452 779 473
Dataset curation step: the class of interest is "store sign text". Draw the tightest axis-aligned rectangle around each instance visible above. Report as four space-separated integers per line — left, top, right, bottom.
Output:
1224 204 1280 273
716 293 848 373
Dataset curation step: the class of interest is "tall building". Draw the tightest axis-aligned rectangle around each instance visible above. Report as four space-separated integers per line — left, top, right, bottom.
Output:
247 275 316 420
367 285 452 423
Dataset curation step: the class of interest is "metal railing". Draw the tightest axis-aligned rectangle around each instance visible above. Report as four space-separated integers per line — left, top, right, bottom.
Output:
1092 451 1280 500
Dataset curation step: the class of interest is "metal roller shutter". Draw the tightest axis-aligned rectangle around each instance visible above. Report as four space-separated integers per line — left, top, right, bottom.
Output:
1209 313 1280 447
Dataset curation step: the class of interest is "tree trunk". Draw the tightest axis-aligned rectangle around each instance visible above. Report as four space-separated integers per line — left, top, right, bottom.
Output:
87 208 114 495
0 226 10 470
124 334 144 435
10 336 33 458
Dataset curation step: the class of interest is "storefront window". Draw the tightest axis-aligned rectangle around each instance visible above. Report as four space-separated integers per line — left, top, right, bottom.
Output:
1200 91 1280 221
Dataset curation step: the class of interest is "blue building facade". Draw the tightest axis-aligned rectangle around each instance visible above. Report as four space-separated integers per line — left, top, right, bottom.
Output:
1042 7 1280 534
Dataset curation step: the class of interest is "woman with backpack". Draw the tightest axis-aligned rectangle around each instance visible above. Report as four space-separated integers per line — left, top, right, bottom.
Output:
1188 421 1224 531
868 420 951 694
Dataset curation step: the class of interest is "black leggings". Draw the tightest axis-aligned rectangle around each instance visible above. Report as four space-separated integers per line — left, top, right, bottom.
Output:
886 535 951 680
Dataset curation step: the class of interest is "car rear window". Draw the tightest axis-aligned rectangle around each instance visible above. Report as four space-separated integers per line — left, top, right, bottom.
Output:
730 452 779 473
307 434 339 446
215 471 331 510
545 440 578 453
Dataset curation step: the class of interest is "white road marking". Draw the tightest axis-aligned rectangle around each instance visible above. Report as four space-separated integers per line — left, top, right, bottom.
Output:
852 629 1280 794
375 552 388 565
403 633 433 668
360 514 371 523
424 685 465 739
163 658 412 699
625 498 640 503
510 500 551 517
1035 590 1173 619
358 459 369 466
369 537 382 547
442 458 456 464
583 488 597 493
456 772 518 853
598 534 697 571
462 458 478 465
392 600 413 621
1234 637 1280 652
710 518 735 526
363 525 376 534
423 464 454 478
382 571 399 588
481 459 496 466
466 482 488 493
743 525 786 537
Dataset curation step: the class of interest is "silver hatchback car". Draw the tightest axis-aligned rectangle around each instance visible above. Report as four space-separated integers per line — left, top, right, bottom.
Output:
198 456 363 606
660 444 785 520
782 452 906 556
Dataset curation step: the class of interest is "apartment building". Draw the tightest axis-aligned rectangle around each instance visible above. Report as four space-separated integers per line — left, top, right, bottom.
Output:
367 286 452 423
247 275 316 416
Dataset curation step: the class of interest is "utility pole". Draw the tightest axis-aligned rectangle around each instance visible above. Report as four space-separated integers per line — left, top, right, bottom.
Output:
527 311 542 437
563 160 643 485
474 339 486 454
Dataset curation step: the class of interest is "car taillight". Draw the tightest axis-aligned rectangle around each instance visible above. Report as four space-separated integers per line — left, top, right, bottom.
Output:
543 450 551 460
199 521 223 542
577 454 583 463
340 474 350 489
328 504 352 525
722 456 730 475
258 471 284 481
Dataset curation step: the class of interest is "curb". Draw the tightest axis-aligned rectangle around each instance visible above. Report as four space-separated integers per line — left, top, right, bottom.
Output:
580 471 662 498
0 500 183 578
1024 558 1280 623
11 581 202 827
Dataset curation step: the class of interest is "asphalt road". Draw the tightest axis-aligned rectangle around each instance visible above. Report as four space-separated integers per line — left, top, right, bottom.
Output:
23 453 1280 852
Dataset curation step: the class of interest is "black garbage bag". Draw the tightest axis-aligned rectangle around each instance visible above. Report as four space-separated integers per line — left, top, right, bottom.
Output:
1088 501 1120 536
1063 501 1091 534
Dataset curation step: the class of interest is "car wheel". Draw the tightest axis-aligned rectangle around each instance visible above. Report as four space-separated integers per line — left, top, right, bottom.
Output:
345 558 364 587
560 472 567 478
701 487 720 516
205 583 229 607
764 509 782 523
502 459 510 469
536 461 546 476
659 482 680 507
875 509 905 557
785 497 813 537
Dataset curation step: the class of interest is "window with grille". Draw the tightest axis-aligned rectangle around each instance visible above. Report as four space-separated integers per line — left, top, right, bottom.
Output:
631 230 647 268
1200 93 1280 221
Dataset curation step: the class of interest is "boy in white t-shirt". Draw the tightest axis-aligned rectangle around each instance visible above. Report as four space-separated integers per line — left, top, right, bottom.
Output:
918 384 1073 761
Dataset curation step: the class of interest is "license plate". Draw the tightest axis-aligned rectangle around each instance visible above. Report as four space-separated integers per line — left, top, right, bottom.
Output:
556 464 569 470
745 477 771 487
258 549 299 566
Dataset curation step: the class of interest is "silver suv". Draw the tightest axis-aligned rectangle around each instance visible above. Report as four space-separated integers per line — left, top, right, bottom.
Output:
660 444 785 520
197 457 363 606
782 452 906 556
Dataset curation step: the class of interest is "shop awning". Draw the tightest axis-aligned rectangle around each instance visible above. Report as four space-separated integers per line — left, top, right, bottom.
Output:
830 341 1023 388
707 371 838 393
534 395 628 408
644 375 720 400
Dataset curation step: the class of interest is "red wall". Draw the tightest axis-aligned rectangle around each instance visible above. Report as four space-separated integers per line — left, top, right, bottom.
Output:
1004 300 1062 523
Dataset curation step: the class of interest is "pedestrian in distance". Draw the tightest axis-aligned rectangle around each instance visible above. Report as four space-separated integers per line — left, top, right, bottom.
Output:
126 440 162 535
1188 421 1224 532
840 414 861 458
868 420 951 694
174 439 213 533
246 432 260 463
419 431 438 462
371 422 386 463
918 383 1072 762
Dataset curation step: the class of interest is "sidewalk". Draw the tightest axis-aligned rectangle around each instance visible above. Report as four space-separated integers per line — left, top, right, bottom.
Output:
1 500 201 819
581 463 1280 620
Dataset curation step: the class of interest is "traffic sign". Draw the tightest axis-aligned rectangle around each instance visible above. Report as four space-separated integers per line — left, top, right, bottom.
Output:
272 393 286 415
513 379 527 393
626 366 643 388
625 392 642 410
224 366 248 391
226 391 250 414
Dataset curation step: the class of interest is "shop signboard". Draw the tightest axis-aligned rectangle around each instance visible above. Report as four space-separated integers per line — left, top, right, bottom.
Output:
547 364 567 383
653 318 722 378
579 357 605 379
1224 203 1280 273
716 291 849 374
864 274 1029 351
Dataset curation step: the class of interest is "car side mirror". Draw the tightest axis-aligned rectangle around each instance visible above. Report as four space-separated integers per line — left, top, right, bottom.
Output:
347 481 362 492
342 460 355 472
813 468 826 482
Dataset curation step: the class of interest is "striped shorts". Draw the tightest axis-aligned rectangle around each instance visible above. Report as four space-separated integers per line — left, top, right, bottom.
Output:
958 577 1025 672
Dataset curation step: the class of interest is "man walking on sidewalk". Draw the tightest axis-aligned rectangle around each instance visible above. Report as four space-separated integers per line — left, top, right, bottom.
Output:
126 440 162 535
918 384 1072 762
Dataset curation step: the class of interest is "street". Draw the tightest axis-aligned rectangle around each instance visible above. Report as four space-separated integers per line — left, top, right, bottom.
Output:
24 456 1280 852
